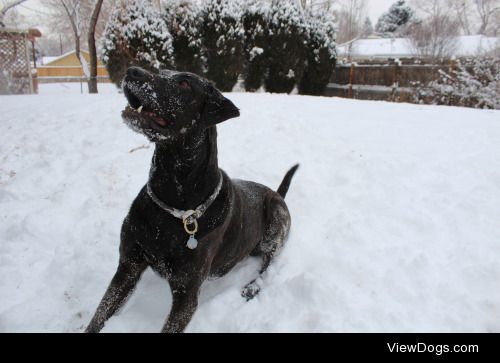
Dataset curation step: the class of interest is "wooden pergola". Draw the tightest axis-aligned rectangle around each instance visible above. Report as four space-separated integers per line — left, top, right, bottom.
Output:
0 27 41 94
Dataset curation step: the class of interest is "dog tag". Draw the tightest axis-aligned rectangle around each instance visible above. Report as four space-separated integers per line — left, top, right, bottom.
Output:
186 235 198 250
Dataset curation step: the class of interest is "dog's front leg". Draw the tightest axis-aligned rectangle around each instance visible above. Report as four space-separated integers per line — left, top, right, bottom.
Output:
161 279 201 333
85 258 147 333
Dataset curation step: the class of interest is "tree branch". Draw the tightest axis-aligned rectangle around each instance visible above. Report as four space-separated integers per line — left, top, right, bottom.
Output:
0 0 29 16
88 0 104 93
0 0 29 26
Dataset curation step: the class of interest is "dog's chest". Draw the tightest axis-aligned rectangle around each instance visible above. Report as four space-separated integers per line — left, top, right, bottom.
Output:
127 211 218 277
122 186 232 278
137 224 194 268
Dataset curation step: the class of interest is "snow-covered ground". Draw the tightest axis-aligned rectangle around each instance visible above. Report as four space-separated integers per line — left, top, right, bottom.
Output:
1 84 499 333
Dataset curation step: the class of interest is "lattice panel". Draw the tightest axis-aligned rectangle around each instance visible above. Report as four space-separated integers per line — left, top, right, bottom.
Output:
0 31 32 94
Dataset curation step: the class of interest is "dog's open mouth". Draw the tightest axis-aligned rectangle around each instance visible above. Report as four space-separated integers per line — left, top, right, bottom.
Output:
124 104 170 127
123 86 171 128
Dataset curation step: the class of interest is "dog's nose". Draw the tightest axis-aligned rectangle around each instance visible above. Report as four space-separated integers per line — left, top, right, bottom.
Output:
127 67 148 81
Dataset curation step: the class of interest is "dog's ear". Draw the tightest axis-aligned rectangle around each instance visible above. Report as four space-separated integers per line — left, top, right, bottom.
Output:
202 84 240 126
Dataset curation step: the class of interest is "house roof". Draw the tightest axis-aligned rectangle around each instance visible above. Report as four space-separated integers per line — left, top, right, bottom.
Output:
42 50 90 66
338 35 500 59
457 35 499 55
338 38 411 58
41 56 58 65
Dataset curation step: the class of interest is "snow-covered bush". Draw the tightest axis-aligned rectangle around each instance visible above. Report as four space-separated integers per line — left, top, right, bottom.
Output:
242 1 269 92
375 0 414 36
413 57 500 110
264 1 307 94
164 1 204 74
298 9 337 96
101 0 174 86
200 0 244 91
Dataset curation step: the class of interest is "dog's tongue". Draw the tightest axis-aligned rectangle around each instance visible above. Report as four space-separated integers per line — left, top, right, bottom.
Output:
155 117 167 127
144 110 168 126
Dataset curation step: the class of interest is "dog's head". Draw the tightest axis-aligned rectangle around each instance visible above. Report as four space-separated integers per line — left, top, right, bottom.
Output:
121 67 240 143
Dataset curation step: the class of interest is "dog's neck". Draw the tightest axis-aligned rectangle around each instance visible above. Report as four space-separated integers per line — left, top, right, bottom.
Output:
148 126 220 210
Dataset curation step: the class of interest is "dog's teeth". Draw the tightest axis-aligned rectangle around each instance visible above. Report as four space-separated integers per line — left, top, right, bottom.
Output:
137 105 143 113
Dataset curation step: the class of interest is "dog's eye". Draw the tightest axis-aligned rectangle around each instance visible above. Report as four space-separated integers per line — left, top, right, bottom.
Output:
179 80 191 90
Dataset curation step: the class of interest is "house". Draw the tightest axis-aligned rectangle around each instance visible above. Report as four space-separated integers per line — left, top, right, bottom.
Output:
337 35 500 61
36 50 109 82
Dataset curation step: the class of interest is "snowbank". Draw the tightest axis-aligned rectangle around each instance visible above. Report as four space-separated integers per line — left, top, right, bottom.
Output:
1 86 499 332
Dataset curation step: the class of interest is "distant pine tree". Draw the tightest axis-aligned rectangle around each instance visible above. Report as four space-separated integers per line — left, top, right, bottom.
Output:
200 0 245 91
375 0 414 35
264 1 307 94
101 0 174 86
362 17 374 37
299 9 337 96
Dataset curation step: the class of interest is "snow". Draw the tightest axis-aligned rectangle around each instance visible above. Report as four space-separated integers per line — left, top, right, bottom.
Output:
249 46 264 61
78 53 90 79
1 84 500 332
338 37 414 58
338 35 500 59
40 56 59 65
456 35 500 56
37 82 119 95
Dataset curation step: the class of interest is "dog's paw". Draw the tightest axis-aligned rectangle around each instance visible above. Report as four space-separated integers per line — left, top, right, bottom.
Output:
241 280 261 301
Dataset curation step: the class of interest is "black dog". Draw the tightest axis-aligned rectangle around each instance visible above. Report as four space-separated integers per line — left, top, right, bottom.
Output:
85 67 298 333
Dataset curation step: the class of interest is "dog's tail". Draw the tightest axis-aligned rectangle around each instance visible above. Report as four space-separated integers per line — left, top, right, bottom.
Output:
277 164 300 199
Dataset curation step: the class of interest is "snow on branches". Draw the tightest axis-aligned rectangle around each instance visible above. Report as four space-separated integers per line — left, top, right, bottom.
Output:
375 0 414 35
100 0 338 94
200 0 245 91
101 0 174 85
414 57 500 110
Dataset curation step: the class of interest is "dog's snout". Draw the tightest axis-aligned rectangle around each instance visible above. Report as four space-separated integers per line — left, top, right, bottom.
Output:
127 67 149 81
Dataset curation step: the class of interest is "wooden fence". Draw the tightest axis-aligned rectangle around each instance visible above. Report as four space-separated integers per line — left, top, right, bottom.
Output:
326 62 455 102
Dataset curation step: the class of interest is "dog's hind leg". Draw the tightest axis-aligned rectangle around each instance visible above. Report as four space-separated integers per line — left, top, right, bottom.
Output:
242 194 291 301
85 254 147 333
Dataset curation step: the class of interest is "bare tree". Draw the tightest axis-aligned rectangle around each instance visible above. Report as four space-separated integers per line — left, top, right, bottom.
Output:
88 0 103 93
408 0 460 60
437 0 499 35
0 0 29 27
295 0 335 10
362 16 373 36
335 0 367 44
42 0 93 89
448 0 473 35
492 10 500 35
43 0 113 92
474 0 500 34
59 0 92 85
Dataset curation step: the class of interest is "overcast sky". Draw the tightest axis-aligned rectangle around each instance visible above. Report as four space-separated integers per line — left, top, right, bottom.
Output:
368 0 397 22
15 0 397 25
